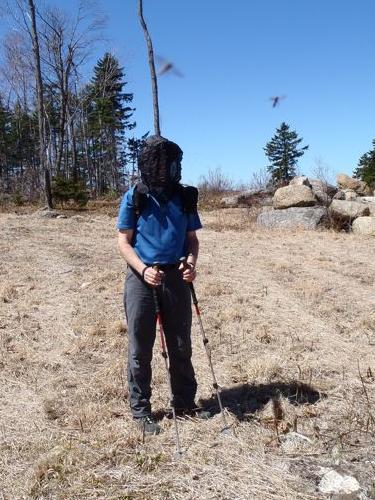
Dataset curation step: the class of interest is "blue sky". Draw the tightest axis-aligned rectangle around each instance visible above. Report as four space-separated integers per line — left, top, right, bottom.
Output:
2 0 375 185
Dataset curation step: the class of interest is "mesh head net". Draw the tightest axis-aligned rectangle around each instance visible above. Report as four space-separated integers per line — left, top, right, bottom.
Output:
138 135 183 189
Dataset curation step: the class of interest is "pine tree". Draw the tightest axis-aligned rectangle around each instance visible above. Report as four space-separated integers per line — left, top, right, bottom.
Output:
8 102 39 197
264 122 308 185
353 139 375 188
126 132 149 186
88 53 135 194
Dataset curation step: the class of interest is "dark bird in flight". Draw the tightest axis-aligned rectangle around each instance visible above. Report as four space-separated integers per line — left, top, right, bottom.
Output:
156 56 184 77
270 95 286 108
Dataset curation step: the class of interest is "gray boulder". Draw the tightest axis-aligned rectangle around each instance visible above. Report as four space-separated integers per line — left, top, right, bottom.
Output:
312 189 330 205
343 189 358 201
257 206 326 230
34 209 61 218
359 196 375 216
289 176 311 187
273 185 317 209
307 179 336 206
333 190 346 200
280 432 312 453
220 194 241 208
329 200 370 221
221 189 273 208
352 217 375 236
337 173 371 195
318 469 360 495
310 178 337 196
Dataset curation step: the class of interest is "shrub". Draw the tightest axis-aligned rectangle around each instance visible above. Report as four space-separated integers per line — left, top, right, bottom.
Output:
12 191 25 206
52 176 89 208
197 168 235 210
198 167 234 194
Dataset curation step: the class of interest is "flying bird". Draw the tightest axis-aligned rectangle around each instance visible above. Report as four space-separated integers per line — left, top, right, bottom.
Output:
156 56 184 77
269 95 286 108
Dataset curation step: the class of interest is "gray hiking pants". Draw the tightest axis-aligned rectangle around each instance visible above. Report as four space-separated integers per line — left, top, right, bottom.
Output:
124 266 197 418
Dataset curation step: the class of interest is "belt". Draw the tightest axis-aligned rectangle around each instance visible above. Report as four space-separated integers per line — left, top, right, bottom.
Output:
145 262 180 271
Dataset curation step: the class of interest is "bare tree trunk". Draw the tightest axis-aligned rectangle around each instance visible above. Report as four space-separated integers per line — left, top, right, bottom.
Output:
56 92 67 175
80 110 92 189
27 0 53 208
67 107 78 181
56 64 70 175
138 0 160 136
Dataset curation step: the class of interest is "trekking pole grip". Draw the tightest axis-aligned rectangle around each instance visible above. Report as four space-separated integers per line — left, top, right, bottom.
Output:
152 288 160 314
152 264 161 313
179 257 198 305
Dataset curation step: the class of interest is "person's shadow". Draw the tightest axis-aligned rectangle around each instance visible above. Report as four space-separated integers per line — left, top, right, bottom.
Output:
198 381 325 421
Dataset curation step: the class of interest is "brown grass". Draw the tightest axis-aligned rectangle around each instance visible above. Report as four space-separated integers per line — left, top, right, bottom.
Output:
1 208 375 499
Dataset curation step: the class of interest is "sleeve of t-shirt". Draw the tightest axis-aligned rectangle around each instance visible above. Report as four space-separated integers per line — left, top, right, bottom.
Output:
116 188 136 230
187 211 203 232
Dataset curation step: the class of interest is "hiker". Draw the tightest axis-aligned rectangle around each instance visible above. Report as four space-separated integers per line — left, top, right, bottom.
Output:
117 135 207 434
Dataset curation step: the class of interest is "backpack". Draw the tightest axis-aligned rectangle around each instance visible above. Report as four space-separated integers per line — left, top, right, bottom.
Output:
132 182 198 218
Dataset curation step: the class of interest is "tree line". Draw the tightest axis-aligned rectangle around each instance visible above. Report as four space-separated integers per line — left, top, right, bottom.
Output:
0 0 146 208
0 1 374 208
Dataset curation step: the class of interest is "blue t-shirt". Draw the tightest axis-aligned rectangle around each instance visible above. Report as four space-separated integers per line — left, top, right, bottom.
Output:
117 187 202 265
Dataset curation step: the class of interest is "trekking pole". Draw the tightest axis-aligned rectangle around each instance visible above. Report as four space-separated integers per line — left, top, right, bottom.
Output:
180 259 230 433
152 264 182 456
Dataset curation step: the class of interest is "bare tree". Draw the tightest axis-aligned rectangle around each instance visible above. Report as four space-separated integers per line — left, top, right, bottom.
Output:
198 167 234 194
1 32 33 110
249 167 271 191
39 3 104 175
27 0 53 208
312 156 335 187
138 0 160 136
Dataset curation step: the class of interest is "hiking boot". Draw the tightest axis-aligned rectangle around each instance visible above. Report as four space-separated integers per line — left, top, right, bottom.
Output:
134 415 161 435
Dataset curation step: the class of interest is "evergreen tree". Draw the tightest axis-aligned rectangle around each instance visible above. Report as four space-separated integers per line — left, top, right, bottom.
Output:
8 102 39 196
126 132 149 186
0 97 40 200
0 49 141 201
88 53 135 194
264 122 308 185
353 139 375 188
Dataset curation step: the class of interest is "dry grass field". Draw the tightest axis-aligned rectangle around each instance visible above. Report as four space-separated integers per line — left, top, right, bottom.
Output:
1 207 375 499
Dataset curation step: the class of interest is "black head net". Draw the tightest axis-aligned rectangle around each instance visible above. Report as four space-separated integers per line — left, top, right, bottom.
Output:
138 135 183 189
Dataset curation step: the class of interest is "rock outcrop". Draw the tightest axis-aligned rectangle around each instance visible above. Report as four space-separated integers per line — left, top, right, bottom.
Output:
253 173 374 234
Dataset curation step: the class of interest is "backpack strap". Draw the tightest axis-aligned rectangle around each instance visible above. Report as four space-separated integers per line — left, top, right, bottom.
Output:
176 184 199 214
133 182 149 218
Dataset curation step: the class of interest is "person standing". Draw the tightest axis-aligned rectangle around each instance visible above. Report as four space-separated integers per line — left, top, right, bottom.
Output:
117 135 206 434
